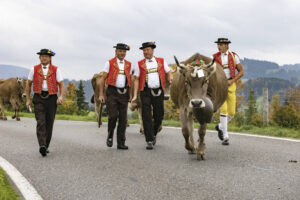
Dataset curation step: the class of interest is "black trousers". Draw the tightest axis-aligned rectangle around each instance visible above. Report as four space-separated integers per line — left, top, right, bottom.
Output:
140 87 164 142
106 86 129 145
32 93 57 148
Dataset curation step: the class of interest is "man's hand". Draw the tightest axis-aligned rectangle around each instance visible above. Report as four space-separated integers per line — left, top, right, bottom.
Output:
228 79 234 86
131 96 137 107
167 72 173 84
99 95 105 103
168 76 173 84
57 96 63 104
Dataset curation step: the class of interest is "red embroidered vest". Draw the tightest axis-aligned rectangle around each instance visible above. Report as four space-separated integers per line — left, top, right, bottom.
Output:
106 57 132 87
138 57 166 91
33 64 58 95
213 51 237 78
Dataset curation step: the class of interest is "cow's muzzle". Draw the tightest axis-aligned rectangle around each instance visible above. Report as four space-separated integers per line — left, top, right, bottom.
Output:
189 99 205 108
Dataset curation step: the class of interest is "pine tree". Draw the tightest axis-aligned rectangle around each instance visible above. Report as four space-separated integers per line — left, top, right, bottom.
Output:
245 88 257 124
76 80 88 111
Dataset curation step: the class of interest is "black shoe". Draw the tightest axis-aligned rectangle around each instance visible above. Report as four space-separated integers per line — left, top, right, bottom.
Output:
106 138 113 147
117 144 129 150
222 139 229 145
215 125 224 141
153 136 156 146
39 146 47 157
146 142 153 150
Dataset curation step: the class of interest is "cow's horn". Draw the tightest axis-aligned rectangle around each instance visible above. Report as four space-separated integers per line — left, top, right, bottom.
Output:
174 56 180 66
174 56 185 70
206 56 216 68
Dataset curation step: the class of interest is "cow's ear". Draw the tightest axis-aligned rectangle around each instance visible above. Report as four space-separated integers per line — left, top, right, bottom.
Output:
17 78 23 84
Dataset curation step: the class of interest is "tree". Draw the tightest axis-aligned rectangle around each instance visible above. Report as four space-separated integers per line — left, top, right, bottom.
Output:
245 88 257 124
285 87 300 112
269 94 281 124
273 104 300 128
57 83 78 115
164 99 180 121
76 80 88 112
235 79 245 110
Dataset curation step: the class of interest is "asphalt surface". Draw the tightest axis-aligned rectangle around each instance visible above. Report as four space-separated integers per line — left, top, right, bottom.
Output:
0 118 300 200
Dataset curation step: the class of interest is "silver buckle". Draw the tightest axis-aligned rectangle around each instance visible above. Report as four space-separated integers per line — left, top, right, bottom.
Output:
117 88 127 95
151 89 161 97
39 93 49 99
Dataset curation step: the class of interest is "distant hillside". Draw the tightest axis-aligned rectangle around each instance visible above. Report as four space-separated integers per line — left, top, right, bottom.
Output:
0 64 30 79
242 77 295 101
241 58 300 84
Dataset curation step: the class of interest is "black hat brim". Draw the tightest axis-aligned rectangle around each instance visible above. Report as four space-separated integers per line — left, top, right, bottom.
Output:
215 41 231 44
113 46 130 51
37 52 55 56
139 45 156 50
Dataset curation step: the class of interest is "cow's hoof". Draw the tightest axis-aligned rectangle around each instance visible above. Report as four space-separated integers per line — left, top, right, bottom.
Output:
197 154 205 161
16 118 20 121
12 115 16 119
140 129 144 135
3 117 7 121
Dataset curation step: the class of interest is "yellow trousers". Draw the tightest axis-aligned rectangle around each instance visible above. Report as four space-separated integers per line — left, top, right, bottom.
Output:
220 82 236 117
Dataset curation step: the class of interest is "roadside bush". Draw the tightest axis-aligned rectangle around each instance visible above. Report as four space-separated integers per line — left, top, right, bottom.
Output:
232 112 245 127
251 113 263 127
273 104 300 128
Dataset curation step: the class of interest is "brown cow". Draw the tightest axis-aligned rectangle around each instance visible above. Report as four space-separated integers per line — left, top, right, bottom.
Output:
170 53 228 160
91 73 107 127
0 78 27 121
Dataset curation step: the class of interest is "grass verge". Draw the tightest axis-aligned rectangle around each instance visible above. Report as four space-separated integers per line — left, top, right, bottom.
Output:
0 167 19 200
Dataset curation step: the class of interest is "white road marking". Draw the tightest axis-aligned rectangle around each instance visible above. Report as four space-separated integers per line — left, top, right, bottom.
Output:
130 124 300 143
0 156 43 200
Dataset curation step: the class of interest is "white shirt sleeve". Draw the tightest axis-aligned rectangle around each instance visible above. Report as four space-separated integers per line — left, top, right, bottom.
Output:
164 59 170 73
27 67 34 81
56 68 63 82
234 55 240 65
102 61 110 73
134 64 140 77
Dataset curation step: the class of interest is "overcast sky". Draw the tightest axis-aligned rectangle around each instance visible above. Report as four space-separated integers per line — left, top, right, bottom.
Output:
0 0 299 80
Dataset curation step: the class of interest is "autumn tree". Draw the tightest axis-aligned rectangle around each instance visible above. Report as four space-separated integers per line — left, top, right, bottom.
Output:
57 82 78 115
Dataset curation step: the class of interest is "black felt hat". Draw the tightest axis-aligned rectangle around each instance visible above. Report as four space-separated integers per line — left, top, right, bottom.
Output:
139 42 156 50
37 49 55 56
214 38 231 44
113 43 130 51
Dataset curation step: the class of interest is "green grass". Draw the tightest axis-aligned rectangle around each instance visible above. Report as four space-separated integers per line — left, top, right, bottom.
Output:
0 168 19 200
4 111 300 139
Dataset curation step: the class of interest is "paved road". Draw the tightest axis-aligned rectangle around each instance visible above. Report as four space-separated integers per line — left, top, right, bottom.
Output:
0 118 300 200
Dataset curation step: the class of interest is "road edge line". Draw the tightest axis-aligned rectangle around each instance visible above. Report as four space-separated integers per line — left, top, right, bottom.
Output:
129 124 300 143
0 156 43 200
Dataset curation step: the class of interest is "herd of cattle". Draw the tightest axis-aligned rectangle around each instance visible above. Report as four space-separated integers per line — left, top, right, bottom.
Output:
0 53 228 160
